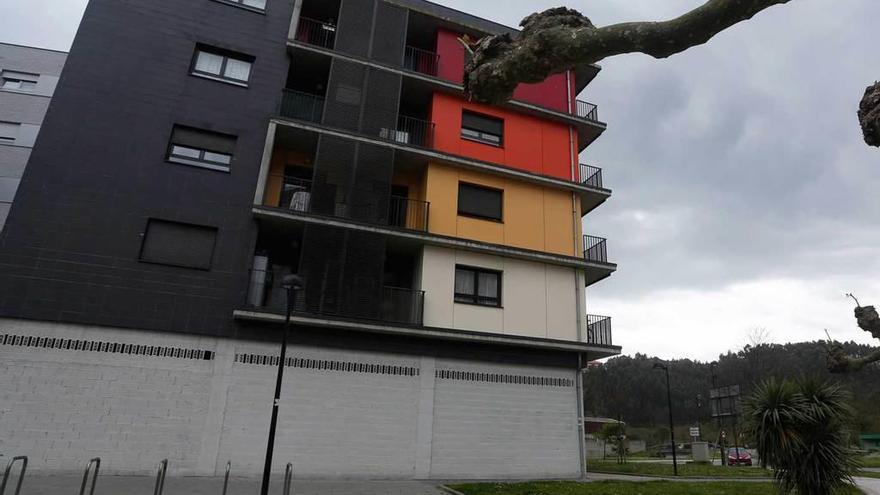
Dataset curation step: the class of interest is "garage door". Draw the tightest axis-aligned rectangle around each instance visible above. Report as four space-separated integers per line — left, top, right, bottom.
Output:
218 345 422 478
430 359 581 479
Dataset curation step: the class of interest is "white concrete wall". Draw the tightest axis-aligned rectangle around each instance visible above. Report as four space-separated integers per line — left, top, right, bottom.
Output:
0 318 581 479
420 245 581 342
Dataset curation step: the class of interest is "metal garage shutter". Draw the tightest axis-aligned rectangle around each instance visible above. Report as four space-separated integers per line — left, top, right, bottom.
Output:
430 360 582 479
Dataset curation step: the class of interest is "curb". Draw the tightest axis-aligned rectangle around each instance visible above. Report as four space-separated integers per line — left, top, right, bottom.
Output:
438 485 467 495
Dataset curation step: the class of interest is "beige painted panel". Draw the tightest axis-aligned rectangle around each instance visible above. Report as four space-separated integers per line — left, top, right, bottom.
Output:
546 265 580 341
420 246 579 342
421 245 455 328
502 259 548 338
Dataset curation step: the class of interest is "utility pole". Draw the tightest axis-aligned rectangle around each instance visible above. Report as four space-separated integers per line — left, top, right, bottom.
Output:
654 361 678 476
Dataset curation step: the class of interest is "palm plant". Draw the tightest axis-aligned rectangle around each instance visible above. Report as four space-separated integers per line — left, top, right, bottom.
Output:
744 378 860 494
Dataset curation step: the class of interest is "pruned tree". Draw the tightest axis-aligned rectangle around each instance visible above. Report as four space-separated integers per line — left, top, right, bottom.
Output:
828 295 880 373
462 0 880 147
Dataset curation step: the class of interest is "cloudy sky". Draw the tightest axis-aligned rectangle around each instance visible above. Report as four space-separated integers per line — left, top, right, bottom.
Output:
3 0 878 361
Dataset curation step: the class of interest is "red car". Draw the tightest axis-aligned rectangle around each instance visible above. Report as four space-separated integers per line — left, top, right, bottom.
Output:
727 448 753 466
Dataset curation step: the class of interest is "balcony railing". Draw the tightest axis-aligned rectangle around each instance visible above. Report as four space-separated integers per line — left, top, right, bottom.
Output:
580 164 603 189
280 89 325 123
575 100 600 123
294 17 337 49
246 268 424 326
379 115 435 148
404 46 440 76
586 315 613 347
388 195 430 231
266 175 430 232
583 235 608 263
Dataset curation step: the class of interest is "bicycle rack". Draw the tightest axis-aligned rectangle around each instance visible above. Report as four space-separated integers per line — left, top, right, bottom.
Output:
78 458 101 495
283 463 293 495
221 461 231 495
153 459 168 495
0 456 27 495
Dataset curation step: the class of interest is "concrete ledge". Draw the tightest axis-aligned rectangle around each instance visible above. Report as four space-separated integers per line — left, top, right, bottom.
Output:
233 309 622 357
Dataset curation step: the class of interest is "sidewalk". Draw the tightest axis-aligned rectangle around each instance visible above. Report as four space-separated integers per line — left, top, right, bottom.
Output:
590 472 880 494
14 475 445 495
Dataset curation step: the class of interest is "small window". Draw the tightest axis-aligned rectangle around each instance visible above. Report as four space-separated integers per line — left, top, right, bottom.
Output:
461 110 503 146
191 45 254 86
454 265 501 307
1 70 39 92
0 122 20 144
139 219 218 270
214 0 266 12
458 182 503 222
167 125 236 171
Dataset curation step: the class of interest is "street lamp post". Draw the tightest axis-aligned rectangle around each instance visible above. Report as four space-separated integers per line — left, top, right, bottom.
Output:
654 362 678 476
710 362 725 466
260 274 304 495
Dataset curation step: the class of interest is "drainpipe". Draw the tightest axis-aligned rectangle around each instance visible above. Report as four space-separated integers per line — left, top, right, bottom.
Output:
577 353 588 479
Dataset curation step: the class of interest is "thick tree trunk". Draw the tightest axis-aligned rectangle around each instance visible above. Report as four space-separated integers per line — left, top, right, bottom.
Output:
464 0 795 104
828 304 880 373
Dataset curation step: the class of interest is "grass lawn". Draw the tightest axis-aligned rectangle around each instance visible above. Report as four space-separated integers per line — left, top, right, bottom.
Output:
448 481 864 495
858 470 880 479
861 456 880 468
587 460 773 478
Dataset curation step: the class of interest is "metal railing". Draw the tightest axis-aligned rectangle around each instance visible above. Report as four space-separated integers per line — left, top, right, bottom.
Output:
78 458 100 495
265 175 430 232
580 164 604 189
153 459 168 495
583 235 609 263
404 46 440 76
0 456 27 495
575 100 600 122
388 195 430 231
280 89 325 124
379 115 434 148
587 315 613 347
283 463 293 495
246 269 425 327
294 17 336 49
381 286 425 326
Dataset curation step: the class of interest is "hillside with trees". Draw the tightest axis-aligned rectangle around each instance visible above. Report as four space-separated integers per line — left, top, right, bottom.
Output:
583 341 880 442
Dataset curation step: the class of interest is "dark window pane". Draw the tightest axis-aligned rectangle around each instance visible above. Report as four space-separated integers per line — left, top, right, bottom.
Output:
458 182 503 221
462 111 503 136
171 125 236 154
140 219 218 270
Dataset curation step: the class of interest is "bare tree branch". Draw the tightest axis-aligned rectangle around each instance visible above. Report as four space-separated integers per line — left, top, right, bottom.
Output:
828 300 880 373
465 0 795 104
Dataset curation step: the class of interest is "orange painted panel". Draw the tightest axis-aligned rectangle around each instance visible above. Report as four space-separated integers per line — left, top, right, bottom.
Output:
424 163 576 256
431 93 574 182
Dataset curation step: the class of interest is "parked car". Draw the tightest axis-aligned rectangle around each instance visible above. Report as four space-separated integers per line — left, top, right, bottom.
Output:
727 447 753 466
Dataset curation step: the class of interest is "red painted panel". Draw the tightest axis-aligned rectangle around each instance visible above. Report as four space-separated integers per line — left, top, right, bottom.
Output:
435 29 575 113
431 93 574 181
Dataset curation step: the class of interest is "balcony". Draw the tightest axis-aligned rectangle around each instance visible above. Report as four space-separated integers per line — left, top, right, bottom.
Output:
245 268 424 326
575 100 600 123
280 89 324 124
586 315 613 347
580 164 604 189
294 17 337 50
265 174 431 232
404 46 440 76
583 235 608 263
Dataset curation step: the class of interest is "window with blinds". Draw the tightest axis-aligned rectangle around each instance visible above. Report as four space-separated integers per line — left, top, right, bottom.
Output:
191 45 254 86
139 219 218 270
458 182 503 222
167 125 237 171
461 110 504 146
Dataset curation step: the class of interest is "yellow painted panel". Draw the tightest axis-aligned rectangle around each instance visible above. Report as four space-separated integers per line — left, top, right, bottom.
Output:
504 181 544 251
425 163 459 236
544 191 577 256
457 215 505 244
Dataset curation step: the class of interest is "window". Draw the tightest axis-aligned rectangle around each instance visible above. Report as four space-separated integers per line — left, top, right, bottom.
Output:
214 0 266 12
167 125 236 171
139 219 218 270
454 265 501 307
461 110 503 146
1 70 39 92
191 46 254 85
458 182 503 222
0 122 19 144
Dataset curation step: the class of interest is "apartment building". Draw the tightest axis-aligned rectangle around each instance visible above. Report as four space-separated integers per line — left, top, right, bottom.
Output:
0 0 619 479
0 43 66 230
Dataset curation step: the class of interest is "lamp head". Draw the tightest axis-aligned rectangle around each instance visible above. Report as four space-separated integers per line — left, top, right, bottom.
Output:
281 274 305 291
